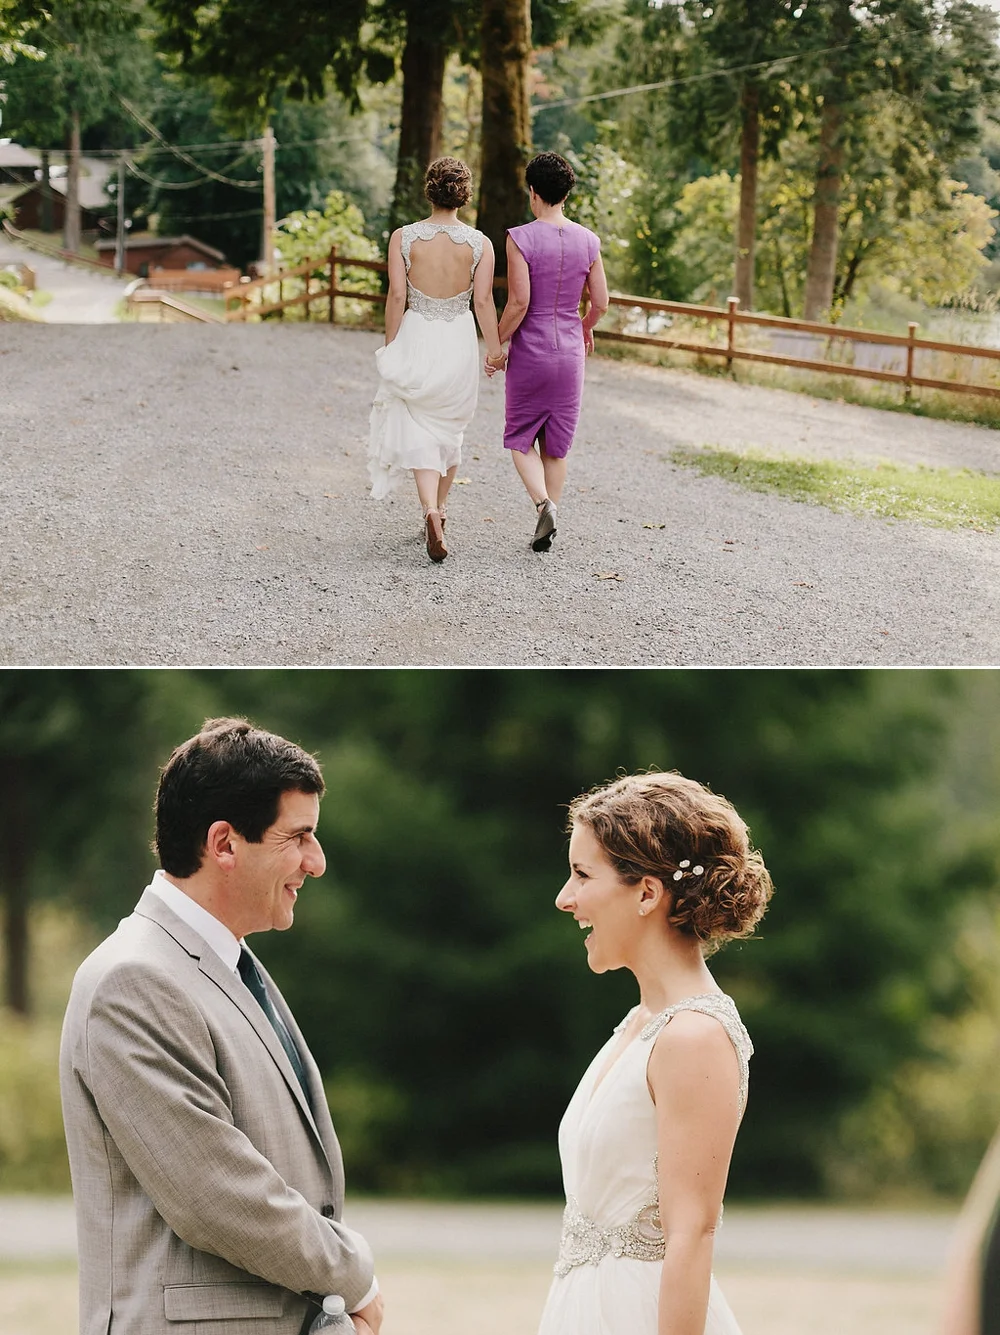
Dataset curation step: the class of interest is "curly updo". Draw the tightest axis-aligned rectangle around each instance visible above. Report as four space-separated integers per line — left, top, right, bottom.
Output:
525 151 575 206
567 771 773 954
424 156 473 210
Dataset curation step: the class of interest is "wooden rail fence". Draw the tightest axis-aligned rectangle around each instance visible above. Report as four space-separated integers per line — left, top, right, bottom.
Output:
221 248 1000 403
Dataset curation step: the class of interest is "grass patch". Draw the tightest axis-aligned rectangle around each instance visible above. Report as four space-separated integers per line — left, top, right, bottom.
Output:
670 444 1000 531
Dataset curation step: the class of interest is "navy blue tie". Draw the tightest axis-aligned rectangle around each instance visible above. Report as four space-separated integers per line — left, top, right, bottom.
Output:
237 948 312 1108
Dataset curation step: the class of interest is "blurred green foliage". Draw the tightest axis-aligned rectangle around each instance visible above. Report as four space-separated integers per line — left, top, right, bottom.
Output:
2 669 999 1200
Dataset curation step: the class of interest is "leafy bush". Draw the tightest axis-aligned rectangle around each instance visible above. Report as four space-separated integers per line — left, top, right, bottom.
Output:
270 190 382 324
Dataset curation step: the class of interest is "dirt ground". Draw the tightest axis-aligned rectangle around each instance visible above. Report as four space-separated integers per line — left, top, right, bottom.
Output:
0 1258 942 1335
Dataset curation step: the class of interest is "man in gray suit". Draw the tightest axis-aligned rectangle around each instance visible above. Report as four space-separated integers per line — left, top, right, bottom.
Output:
60 718 384 1335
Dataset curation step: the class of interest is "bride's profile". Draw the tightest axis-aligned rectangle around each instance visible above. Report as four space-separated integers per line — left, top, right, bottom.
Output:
367 156 506 563
542 771 773 1335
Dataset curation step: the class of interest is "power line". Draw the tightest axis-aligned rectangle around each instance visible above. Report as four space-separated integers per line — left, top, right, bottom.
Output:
118 97 261 187
531 41 855 115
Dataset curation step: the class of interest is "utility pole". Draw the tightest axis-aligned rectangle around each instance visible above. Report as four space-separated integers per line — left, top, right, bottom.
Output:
114 154 126 275
261 124 276 274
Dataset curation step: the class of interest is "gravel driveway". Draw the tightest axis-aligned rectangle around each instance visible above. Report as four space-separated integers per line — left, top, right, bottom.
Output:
2 323 998 666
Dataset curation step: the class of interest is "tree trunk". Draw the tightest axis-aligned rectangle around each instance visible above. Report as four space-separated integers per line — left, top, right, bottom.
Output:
477 0 532 275
803 96 844 321
64 108 82 255
40 150 54 234
734 81 759 312
0 764 30 1015
389 19 447 235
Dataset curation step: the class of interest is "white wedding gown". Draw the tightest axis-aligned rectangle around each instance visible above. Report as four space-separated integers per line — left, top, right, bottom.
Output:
368 220 485 499
538 993 751 1335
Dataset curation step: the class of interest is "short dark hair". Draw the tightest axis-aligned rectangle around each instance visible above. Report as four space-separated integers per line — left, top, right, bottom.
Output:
154 718 325 877
525 152 575 206
424 156 473 210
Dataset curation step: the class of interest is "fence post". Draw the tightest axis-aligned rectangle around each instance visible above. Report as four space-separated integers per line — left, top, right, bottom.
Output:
905 321 918 402
726 296 740 374
329 246 338 324
304 264 311 322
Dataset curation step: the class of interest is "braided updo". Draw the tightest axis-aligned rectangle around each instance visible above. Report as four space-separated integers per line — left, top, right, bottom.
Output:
424 156 473 210
567 771 773 953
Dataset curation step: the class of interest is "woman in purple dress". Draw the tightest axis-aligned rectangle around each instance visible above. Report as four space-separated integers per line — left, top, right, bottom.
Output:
496 153 609 551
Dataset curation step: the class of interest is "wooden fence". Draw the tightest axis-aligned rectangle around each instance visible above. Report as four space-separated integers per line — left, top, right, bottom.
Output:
224 247 386 323
221 248 1000 403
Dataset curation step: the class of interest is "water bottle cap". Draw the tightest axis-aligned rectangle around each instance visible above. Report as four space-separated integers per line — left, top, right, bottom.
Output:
322 1296 347 1317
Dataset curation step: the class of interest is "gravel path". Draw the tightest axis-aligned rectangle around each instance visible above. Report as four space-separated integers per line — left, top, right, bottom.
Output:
0 1195 958 1275
2 323 999 666
0 234 129 323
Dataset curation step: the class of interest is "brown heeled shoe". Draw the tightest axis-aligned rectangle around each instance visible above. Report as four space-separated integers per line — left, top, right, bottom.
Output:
425 510 447 562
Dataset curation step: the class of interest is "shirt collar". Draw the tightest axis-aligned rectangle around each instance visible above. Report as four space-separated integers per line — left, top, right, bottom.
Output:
147 870 243 973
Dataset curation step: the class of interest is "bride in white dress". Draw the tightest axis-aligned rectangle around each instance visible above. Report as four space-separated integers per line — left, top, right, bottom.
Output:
368 156 505 562
542 771 774 1335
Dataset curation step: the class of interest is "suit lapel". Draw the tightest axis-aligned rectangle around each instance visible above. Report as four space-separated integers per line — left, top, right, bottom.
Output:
132 890 327 1152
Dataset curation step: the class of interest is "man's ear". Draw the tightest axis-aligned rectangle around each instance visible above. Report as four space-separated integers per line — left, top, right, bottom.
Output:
204 820 237 871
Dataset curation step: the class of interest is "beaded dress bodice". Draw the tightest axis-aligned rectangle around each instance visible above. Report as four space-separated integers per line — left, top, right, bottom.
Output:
400 221 484 321
553 993 752 1278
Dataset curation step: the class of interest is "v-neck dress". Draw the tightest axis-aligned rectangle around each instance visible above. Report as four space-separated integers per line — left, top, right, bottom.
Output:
538 994 751 1335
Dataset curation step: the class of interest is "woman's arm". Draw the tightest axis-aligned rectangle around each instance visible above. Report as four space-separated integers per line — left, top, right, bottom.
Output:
581 251 610 355
648 1012 742 1335
940 1125 1000 1335
497 235 531 344
383 229 407 346
472 237 504 364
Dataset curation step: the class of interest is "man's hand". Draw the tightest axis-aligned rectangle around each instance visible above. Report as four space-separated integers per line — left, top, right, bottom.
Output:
353 1293 384 1335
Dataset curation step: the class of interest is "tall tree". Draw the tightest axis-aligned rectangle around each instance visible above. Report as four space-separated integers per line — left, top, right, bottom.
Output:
801 0 1000 320
611 0 803 310
1 0 146 250
478 0 532 268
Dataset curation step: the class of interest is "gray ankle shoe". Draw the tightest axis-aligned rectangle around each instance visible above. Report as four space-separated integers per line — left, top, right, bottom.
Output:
531 499 557 552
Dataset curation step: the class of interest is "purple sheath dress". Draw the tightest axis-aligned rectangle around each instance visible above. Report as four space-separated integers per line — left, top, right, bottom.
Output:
504 219 601 459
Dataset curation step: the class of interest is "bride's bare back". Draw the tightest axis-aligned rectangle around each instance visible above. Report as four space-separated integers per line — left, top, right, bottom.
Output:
406 229 478 298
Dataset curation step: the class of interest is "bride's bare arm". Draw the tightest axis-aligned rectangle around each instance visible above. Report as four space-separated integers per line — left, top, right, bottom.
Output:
472 237 504 363
384 229 407 345
497 235 530 344
648 1012 742 1335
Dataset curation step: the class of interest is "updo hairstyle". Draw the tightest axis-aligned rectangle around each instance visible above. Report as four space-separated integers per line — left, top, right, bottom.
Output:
525 152 575 206
567 771 773 953
424 156 473 210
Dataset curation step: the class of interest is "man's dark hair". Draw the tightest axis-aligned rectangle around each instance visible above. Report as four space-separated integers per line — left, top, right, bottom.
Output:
154 718 325 877
525 152 575 206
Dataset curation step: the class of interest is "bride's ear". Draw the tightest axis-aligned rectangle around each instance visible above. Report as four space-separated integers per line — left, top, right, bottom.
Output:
637 877 665 916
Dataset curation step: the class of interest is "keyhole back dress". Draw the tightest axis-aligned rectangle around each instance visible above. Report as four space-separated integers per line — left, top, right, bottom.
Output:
538 993 751 1335
368 220 485 500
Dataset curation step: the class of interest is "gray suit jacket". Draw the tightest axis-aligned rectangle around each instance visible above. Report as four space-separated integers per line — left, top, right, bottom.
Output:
59 889 374 1335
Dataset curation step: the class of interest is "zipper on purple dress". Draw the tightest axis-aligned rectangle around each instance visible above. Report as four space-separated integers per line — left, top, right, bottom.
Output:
553 227 565 351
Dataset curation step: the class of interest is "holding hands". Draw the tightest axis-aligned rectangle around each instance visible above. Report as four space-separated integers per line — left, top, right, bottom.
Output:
484 349 507 377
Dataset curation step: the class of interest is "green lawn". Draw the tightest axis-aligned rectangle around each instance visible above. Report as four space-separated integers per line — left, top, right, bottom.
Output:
671 444 1000 532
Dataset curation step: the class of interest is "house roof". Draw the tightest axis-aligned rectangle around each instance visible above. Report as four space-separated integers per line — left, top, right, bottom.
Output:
0 141 40 169
93 232 227 262
2 178 110 214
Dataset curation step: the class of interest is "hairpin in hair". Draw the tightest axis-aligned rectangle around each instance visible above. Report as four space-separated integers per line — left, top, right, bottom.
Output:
672 859 704 882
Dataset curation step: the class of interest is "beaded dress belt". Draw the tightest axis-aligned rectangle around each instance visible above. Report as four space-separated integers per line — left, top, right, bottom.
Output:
554 1196 665 1276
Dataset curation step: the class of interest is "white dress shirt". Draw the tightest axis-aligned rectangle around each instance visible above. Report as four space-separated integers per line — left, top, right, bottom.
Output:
144 872 379 1314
